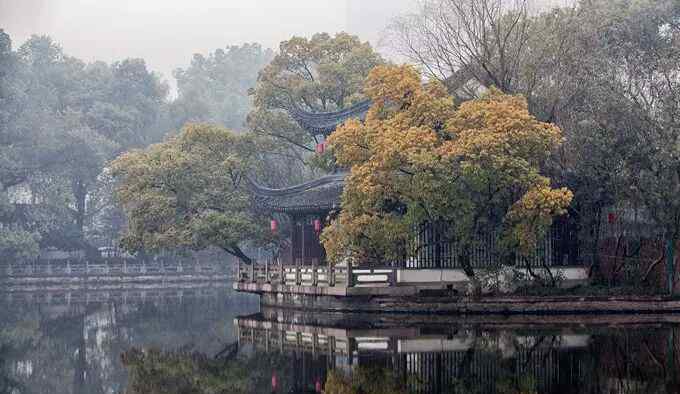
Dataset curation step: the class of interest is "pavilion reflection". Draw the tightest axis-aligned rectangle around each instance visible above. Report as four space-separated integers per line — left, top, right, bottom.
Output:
234 309 680 394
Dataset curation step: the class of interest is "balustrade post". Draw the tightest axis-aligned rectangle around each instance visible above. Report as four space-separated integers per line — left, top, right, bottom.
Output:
265 258 270 283
312 333 318 357
346 263 353 288
237 260 241 282
348 337 356 366
329 336 336 369
329 265 336 287
250 262 255 283
279 330 284 353
312 263 318 287
295 265 301 286
279 260 284 285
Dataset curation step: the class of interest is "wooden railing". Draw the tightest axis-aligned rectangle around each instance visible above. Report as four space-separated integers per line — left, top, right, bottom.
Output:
236 260 397 288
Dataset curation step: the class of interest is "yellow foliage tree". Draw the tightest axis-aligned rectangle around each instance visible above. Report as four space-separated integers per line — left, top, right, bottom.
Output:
322 65 572 286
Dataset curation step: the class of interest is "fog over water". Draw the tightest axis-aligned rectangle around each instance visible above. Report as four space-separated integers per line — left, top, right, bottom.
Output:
0 0 414 93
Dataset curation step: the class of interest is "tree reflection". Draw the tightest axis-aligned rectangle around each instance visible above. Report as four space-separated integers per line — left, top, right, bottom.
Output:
324 366 408 394
0 287 257 393
122 347 294 394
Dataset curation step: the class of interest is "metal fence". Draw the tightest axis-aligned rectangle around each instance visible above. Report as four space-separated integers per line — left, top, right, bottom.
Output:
401 219 580 269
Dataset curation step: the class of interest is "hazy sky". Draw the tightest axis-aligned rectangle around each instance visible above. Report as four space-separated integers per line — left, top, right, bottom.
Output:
0 0 414 92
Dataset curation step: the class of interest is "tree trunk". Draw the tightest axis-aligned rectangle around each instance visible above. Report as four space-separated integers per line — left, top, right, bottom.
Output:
72 178 87 235
460 246 481 297
588 204 603 281
227 245 252 266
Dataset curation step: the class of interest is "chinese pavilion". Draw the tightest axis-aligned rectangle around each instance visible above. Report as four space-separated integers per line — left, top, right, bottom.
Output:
248 100 371 266
248 99 580 271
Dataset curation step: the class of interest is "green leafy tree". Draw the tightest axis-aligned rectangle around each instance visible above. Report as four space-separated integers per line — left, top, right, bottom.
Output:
571 0 680 290
0 32 168 259
112 123 271 264
247 32 385 187
171 44 273 131
0 32 66 258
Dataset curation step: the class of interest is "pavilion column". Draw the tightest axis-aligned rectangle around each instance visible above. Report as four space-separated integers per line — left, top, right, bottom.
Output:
301 217 306 266
290 215 296 267
291 216 300 285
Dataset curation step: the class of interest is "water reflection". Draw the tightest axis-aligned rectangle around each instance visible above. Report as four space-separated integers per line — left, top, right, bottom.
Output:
231 310 680 394
0 284 258 393
3 285 680 393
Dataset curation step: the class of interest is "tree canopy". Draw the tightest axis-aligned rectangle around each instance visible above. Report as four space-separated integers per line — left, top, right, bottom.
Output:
387 0 680 283
0 31 168 259
323 65 572 280
171 43 273 131
111 124 270 264
247 32 385 176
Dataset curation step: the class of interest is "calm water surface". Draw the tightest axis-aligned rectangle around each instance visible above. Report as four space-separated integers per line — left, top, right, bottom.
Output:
2 283 680 393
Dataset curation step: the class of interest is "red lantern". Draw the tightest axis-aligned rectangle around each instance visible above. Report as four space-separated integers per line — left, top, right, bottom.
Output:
313 219 322 233
315 142 325 154
608 213 617 224
270 219 278 233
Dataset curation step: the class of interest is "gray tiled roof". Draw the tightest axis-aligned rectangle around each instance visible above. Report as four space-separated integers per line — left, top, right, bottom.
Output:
288 100 371 136
249 173 346 214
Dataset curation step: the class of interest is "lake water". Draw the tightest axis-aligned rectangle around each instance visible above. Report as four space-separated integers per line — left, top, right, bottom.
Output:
2 283 680 393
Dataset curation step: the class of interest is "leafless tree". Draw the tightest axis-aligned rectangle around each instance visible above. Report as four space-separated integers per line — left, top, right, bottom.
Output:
385 0 580 121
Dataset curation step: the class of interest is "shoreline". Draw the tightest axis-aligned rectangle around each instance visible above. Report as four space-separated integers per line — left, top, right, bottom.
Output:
257 307 680 327
0 274 233 293
235 281 680 315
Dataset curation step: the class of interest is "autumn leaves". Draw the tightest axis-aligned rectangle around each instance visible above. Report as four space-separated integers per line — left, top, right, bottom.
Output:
322 65 572 266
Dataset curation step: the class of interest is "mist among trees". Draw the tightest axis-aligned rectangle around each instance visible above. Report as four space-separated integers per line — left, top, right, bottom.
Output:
1 0 679 285
0 29 271 260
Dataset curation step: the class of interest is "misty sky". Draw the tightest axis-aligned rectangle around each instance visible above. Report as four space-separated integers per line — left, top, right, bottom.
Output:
0 0 414 93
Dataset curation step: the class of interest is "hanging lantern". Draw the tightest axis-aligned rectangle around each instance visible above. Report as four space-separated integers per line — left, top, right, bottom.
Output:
270 219 278 233
315 378 322 392
271 373 278 390
313 219 322 233
608 213 617 224
315 142 325 154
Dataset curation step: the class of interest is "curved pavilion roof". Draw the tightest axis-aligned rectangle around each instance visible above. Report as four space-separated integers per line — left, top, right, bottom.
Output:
288 99 371 137
248 172 346 215
251 99 371 215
